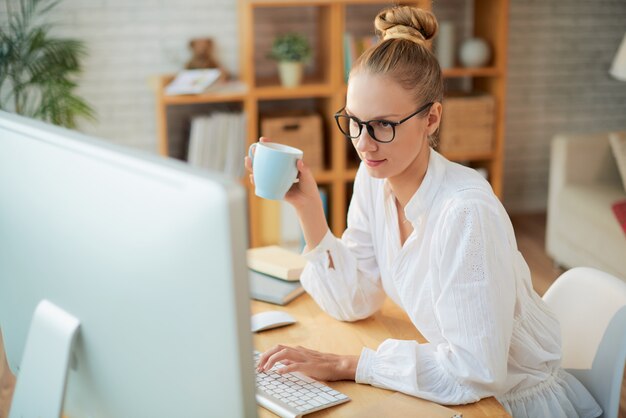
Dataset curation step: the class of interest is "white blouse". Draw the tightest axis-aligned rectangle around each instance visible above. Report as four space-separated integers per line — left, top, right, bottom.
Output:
300 150 602 418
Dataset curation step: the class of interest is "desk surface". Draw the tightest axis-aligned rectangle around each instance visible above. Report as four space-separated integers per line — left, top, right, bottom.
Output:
252 294 511 418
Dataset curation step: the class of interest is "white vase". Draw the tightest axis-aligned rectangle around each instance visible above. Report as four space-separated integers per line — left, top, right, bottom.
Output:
436 21 455 69
459 38 491 68
278 61 303 88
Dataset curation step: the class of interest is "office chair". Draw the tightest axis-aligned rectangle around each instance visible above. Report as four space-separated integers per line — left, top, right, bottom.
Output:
542 267 626 418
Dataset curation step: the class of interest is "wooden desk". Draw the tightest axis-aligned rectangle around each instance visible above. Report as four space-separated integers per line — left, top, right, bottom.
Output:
252 294 511 418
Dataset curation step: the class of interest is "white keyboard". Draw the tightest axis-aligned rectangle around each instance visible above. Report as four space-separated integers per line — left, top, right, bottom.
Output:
254 351 350 418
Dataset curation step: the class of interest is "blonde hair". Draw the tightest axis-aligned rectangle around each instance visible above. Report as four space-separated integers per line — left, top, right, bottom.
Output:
350 5 444 144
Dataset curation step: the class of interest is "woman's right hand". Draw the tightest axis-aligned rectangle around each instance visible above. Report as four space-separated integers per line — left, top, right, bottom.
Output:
244 137 321 211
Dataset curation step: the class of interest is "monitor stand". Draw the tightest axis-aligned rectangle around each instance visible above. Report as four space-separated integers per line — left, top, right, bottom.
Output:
9 300 80 418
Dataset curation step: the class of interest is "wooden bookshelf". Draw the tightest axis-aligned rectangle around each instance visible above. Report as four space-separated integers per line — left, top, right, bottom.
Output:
155 0 509 248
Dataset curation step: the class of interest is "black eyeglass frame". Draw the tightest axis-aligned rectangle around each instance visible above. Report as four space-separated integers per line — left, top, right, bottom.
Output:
334 102 434 143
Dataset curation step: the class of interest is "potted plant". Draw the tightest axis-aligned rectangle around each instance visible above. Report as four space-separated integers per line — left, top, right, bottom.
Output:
0 0 95 129
268 33 311 88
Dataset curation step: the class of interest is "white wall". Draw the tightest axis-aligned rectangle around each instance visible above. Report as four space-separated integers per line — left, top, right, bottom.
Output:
2 0 625 211
1 0 240 152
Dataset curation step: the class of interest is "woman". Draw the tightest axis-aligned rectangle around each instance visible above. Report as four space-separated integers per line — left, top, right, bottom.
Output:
247 5 601 418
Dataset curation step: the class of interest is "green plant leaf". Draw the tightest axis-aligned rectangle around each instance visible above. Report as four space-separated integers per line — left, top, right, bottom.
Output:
268 33 311 62
0 0 96 128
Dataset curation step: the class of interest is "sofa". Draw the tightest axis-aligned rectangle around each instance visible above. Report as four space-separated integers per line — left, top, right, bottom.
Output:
546 131 626 280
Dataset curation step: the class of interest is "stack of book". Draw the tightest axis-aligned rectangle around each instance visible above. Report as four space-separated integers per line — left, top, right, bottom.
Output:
343 33 379 82
187 112 246 179
247 246 308 305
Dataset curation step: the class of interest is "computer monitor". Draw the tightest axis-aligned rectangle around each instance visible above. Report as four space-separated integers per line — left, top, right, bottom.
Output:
0 111 257 417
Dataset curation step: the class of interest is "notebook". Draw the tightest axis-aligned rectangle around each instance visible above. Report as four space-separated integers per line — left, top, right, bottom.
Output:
247 245 307 281
345 393 462 418
249 270 305 305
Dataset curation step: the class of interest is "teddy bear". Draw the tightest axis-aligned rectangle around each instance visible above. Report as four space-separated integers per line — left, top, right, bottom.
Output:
185 38 228 79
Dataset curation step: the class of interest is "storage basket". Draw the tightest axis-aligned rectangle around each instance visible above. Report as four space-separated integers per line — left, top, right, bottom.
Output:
261 114 324 170
438 93 495 155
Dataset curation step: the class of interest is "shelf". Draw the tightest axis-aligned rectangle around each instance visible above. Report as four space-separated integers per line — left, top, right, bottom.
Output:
159 78 248 105
247 0 334 6
157 68 500 105
313 170 338 183
442 67 501 78
254 81 334 100
246 0 423 5
155 0 508 247
337 67 501 93
345 168 358 180
439 150 495 162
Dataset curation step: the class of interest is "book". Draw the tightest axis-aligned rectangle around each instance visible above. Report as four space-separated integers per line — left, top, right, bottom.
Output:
247 245 307 281
344 392 462 418
343 33 379 82
279 199 302 250
187 112 246 180
282 187 328 252
249 270 305 305
165 69 221 96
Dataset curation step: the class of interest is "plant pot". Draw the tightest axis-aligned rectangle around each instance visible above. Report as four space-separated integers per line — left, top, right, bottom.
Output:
278 61 303 88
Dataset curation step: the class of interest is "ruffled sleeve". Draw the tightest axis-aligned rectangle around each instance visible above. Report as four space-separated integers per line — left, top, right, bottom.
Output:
299 166 385 322
356 193 517 404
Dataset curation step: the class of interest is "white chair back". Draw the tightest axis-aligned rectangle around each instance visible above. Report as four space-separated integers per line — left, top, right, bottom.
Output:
542 267 626 369
543 267 626 418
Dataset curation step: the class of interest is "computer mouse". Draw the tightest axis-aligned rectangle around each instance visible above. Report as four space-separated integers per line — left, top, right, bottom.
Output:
251 310 296 333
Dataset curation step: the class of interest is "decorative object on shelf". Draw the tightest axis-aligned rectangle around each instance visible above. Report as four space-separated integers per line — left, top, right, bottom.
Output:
268 33 311 88
438 92 495 155
610 32 626 81
0 0 95 129
459 37 491 68
435 21 455 69
185 37 228 80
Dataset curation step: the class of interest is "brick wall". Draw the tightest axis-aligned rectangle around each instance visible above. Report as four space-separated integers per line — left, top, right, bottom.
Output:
505 0 626 211
2 0 625 211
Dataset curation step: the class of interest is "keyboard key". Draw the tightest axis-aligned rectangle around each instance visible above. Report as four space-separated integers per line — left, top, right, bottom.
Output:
253 350 349 417
309 399 321 407
320 392 337 402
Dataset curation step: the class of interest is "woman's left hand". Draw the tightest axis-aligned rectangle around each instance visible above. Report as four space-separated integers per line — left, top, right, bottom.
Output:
256 345 359 382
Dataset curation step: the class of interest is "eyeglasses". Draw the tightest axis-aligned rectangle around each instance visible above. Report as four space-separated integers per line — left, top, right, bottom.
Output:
334 102 434 143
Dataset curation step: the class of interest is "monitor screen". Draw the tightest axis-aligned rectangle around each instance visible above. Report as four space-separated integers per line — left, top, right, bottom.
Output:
0 111 256 417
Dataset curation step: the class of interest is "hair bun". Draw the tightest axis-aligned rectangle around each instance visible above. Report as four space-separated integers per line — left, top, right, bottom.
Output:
375 6 438 44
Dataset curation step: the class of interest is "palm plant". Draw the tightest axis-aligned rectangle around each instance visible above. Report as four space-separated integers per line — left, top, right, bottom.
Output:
0 0 95 129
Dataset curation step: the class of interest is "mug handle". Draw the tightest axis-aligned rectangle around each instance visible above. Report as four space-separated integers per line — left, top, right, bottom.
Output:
248 143 257 166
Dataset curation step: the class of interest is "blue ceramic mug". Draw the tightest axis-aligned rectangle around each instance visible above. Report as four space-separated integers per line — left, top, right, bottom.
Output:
248 142 303 200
